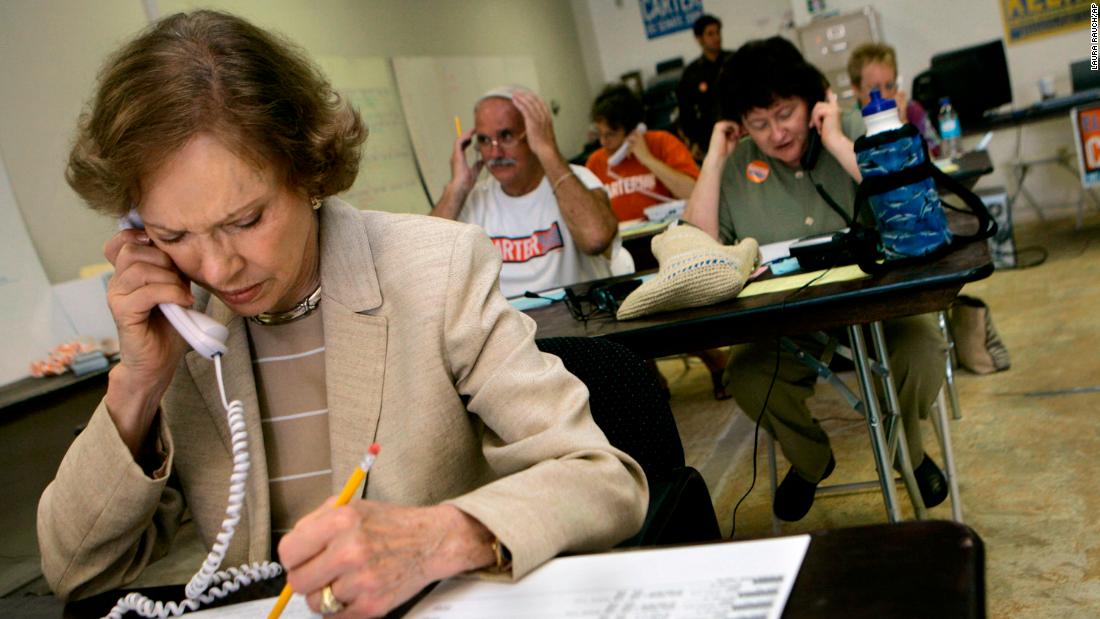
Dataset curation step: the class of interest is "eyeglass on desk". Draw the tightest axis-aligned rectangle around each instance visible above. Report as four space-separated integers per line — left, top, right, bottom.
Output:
526 217 993 522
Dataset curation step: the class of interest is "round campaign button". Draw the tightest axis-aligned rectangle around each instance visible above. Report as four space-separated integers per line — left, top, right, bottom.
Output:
699 81 708 93
746 160 770 184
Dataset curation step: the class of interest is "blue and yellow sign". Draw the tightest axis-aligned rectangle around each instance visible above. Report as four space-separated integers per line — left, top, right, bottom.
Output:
1000 0 1090 44
640 0 705 40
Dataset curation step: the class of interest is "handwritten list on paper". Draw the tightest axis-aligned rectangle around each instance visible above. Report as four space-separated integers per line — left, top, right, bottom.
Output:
315 56 431 215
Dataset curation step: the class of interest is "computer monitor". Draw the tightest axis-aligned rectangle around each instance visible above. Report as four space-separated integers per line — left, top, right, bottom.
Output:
655 57 684 74
930 39 1013 124
1070 59 1100 93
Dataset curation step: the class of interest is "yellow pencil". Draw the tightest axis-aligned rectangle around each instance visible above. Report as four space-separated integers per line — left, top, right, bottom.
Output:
454 115 462 138
267 443 381 619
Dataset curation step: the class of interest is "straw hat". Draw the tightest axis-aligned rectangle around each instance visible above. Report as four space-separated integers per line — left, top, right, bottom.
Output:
616 224 758 320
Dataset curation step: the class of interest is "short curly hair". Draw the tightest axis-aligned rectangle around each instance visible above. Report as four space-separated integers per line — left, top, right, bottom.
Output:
66 10 367 216
693 14 721 37
847 42 898 89
717 36 829 122
590 84 644 132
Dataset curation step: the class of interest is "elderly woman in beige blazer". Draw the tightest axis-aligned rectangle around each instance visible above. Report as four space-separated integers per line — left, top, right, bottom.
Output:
38 10 646 618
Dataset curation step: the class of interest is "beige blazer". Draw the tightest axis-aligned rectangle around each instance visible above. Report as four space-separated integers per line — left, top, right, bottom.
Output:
38 199 648 600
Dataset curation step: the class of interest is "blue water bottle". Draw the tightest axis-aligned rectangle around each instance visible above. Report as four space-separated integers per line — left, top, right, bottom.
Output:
854 89 953 259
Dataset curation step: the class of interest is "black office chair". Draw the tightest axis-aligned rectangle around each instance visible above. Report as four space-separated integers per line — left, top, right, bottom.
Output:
641 74 681 134
535 336 721 546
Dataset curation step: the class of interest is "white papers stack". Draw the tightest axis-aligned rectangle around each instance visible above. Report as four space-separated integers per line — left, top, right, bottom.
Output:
177 535 810 618
407 535 810 619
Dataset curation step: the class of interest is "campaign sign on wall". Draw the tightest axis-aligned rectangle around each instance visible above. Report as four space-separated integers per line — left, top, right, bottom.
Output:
640 0 704 40
1072 103 1100 187
999 0 1089 44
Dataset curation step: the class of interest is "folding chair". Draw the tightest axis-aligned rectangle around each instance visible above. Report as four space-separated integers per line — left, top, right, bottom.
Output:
764 321 964 531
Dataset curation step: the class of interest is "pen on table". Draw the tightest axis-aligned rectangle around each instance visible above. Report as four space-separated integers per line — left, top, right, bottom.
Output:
454 115 462 138
267 443 381 619
975 131 994 151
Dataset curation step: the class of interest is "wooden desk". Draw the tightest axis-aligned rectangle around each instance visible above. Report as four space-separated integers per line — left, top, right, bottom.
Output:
948 150 994 191
784 520 985 618
528 238 992 360
31 520 982 618
966 89 1100 134
0 364 112 412
531 220 992 521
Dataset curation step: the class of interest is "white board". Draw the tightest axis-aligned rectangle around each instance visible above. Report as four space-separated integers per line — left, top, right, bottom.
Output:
315 56 432 214
392 56 539 204
0 153 75 386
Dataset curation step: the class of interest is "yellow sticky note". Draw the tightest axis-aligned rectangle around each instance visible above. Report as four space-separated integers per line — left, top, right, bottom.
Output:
739 264 869 298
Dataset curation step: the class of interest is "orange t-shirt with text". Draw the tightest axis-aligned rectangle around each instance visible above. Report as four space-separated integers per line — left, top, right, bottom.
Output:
585 130 700 222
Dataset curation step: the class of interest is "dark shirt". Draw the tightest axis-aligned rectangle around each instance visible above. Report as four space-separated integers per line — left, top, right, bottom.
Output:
676 50 733 153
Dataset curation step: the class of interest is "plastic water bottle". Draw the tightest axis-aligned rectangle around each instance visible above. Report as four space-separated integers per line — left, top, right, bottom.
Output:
856 89 953 259
862 88 903 136
938 97 962 160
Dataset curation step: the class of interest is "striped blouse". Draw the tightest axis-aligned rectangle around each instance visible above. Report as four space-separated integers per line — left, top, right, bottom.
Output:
246 309 331 544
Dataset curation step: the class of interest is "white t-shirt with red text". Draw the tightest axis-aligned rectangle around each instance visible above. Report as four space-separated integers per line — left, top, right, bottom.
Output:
458 164 614 298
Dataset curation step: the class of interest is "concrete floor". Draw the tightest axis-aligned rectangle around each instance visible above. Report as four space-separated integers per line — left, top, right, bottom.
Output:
665 209 1100 618
1 210 1096 616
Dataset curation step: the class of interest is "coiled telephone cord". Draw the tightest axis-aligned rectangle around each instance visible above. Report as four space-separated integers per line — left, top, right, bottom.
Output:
104 354 282 618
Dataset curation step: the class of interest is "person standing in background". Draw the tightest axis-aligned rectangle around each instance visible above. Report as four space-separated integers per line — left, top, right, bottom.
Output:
847 42 941 157
677 14 733 161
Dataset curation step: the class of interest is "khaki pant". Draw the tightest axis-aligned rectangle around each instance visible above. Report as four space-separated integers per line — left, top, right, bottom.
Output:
726 313 947 482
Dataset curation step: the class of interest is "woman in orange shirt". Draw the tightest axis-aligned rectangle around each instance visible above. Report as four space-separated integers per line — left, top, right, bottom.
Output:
586 85 729 400
586 85 700 222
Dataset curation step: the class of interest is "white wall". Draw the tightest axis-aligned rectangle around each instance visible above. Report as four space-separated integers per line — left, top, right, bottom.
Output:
797 1 1092 213
573 0 792 92
5 0 1093 285
0 0 148 285
0 0 596 283
577 0 1093 216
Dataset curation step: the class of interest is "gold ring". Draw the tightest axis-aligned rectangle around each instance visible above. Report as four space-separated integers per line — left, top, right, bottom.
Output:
320 584 345 615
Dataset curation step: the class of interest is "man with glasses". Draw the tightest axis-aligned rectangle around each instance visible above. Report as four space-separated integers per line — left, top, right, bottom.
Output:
431 85 619 299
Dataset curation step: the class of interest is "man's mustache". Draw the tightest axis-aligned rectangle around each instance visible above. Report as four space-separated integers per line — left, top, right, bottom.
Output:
488 157 517 167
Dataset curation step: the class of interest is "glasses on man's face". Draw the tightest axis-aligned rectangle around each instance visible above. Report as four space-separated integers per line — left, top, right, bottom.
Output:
474 130 527 152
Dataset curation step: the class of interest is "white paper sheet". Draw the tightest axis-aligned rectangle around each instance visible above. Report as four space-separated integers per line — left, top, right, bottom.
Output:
759 239 797 264
176 535 809 618
52 273 117 341
406 535 811 619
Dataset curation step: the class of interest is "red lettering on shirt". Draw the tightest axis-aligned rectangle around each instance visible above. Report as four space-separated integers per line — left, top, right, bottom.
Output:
606 174 658 200
490 222 565 263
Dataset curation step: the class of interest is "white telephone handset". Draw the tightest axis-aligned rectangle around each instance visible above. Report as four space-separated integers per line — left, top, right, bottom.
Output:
118 211 228 359
105 211 280 619
607 122 647 167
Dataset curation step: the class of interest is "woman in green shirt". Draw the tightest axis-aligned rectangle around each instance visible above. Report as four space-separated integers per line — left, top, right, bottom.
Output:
683 37 948 523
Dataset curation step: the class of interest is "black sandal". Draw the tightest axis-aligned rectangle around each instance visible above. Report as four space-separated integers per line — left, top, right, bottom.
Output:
710 368 731 401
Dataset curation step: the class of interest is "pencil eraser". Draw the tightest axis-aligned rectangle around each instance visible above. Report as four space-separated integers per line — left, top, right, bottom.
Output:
368 443 381 455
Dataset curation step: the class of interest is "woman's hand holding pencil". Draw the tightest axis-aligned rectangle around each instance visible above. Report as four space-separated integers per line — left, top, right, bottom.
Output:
270 444 500 618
